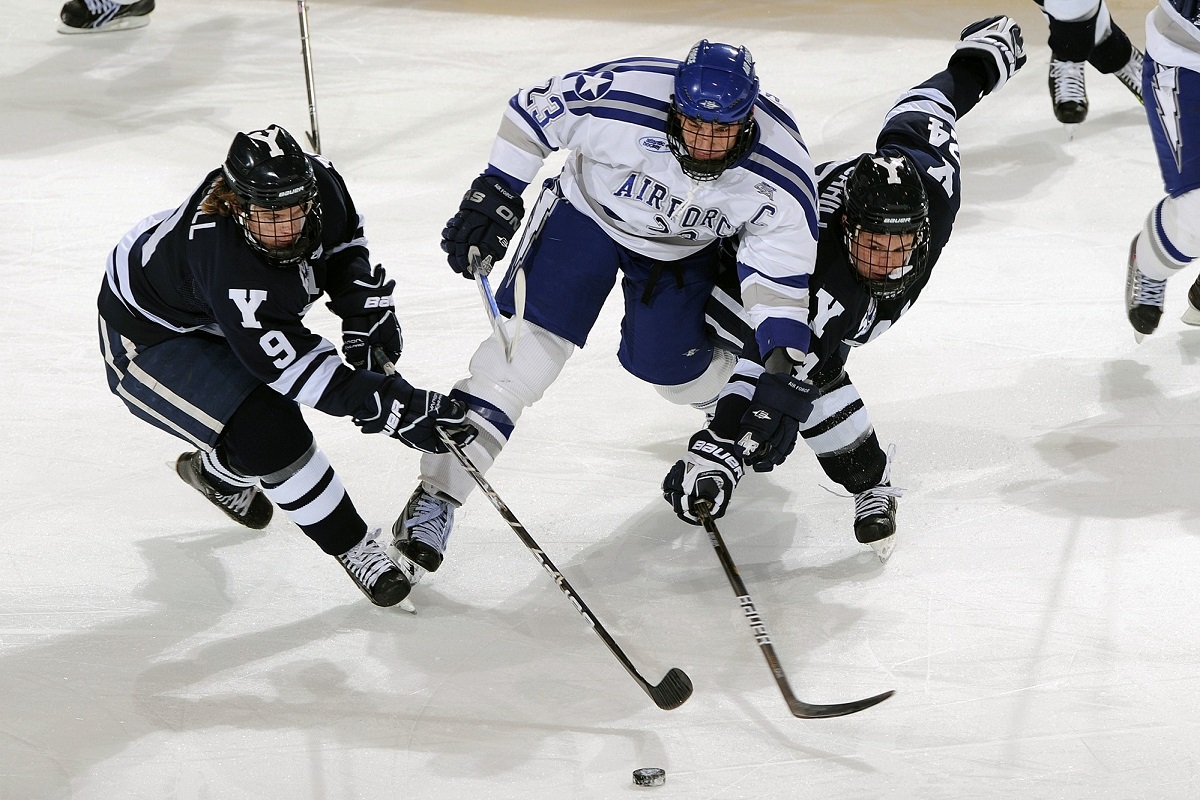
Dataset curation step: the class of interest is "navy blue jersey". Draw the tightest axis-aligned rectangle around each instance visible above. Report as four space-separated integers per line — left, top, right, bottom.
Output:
98 155 387 419
801 76 963 384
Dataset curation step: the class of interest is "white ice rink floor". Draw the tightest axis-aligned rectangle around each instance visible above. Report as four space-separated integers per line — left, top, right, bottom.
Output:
4 1 1199 798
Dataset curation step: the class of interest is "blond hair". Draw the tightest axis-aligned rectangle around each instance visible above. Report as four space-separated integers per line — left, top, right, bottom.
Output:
200 175 240 217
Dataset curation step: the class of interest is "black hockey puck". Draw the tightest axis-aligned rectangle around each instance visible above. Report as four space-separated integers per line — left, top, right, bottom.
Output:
632 767 666 787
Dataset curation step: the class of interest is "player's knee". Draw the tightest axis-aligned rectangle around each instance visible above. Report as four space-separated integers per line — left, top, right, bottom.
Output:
220 384 313 477
652 348 737 406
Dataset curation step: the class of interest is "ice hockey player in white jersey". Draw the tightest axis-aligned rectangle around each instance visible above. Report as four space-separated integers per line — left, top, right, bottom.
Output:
1034 0 1144 125
97 124 476 607
662 17 1027 562
1125 0 1200 340
389 41 820 592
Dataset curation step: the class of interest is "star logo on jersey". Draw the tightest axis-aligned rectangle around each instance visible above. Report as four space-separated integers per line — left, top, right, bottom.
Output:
574 71 614 101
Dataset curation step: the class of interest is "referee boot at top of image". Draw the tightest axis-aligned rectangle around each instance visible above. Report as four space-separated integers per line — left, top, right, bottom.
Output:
58 0 154 34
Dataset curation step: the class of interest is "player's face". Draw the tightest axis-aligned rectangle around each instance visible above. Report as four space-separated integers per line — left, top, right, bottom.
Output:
849 228 917 281
243 203 310 250
678 115 743 161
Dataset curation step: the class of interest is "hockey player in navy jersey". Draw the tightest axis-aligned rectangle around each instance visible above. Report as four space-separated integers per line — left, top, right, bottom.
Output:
1125 0 1200 341
1034 0 1144 125
663 16 1027 562
97 124 476 607
389 40 820 591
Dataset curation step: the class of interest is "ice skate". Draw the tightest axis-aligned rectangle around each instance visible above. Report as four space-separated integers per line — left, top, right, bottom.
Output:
1182 274 1200 326
1049 58 1088 126
336 529 414 607
58 0 154 34
389 486 455 586
175 450 273 530
1125 235 1166 342
1111 47 1144 103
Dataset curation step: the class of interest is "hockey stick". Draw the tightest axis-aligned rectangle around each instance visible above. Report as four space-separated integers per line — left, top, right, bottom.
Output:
436 427 693 711
695 502 894 719
507 266 526 362
468 248 511 349
297 0 321 154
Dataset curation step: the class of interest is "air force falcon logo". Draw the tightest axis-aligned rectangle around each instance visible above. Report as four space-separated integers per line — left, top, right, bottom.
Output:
574 71 614 101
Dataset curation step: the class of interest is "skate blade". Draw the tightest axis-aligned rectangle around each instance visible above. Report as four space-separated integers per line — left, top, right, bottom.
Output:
397 597 417 614
869 537 895 563
1181 304 1200 326
1134 330 1146 344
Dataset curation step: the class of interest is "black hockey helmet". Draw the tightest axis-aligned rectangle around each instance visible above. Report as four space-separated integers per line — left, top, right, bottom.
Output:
222 124 322 265
1169 0 1200 21
841 152 930 299
667 40 759 181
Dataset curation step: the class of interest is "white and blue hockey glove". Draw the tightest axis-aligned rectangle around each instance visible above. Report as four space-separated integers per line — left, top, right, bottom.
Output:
950 15 1026 94
441 174 525 278
354 376 477 453
662 429 746 525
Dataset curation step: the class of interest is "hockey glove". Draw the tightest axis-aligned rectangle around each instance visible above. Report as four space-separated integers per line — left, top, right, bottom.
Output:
354 375 478 453
662 429 746 525
341 309 403 373
441 174 525 278
737 371 815 473
950 15 1026 95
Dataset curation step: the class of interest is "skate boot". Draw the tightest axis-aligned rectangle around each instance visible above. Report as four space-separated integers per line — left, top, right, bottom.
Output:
1049 58 1088 124
1182 274 1200 326
175 450 273 530
389 486 455 586
852 445 905 563
854 484 905 563
1125 235 1166 342
58 0 155 34
1111 47 1144 103
336 529 412 607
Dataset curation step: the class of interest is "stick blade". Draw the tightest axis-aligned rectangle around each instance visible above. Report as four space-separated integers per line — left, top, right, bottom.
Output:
788 689 894 719
648 667 693 710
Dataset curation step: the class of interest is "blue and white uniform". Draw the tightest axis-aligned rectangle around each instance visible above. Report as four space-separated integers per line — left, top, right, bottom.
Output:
420 54 819 506
1138 1 1200 277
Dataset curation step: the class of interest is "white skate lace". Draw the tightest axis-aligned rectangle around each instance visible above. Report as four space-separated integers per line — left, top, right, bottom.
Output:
214 486 257 517
1113 50 1144 99
338 532 395 590
83 0 120 14
1049 59 1087 105
854 484 905 521
403 493 453 553
1131 268 1167 307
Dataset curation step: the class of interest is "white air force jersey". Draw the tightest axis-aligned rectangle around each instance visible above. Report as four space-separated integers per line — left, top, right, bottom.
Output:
485 56 820 357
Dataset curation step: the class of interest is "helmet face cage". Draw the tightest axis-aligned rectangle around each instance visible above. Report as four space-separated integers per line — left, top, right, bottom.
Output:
841 153 931 299
223 125 322 266
667 40 760 181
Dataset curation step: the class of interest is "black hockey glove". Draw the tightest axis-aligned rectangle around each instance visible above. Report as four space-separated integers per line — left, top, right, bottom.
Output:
950 15 1026 94
441 174 525 278
341 310 403 373
353 375 478 454
737 371 815 473
327 267 403 373
662 429 746 525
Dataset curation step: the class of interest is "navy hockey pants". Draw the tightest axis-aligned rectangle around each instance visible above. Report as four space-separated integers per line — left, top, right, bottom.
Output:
492 183 723 387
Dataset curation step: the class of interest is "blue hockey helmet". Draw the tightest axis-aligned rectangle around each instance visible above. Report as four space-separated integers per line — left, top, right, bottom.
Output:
841 152 931 299
667 40 760 180
673 40 759 124
222 124 322 266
